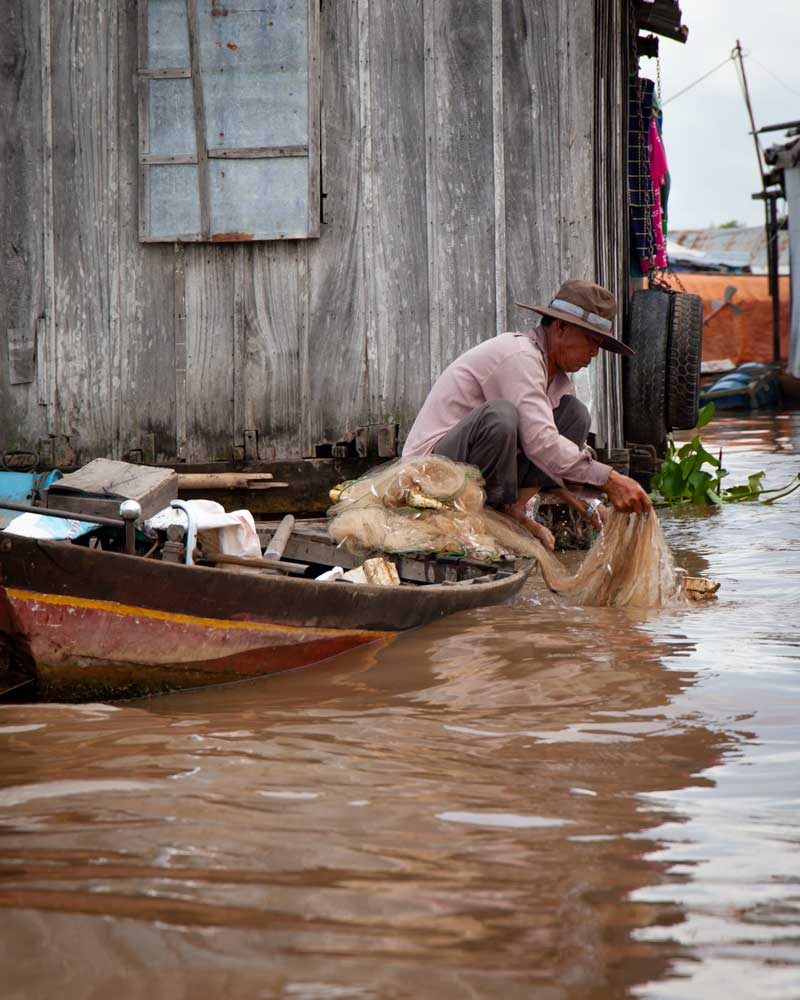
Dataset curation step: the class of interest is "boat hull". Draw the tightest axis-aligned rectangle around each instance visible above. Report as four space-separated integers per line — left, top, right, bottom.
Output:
5 587 387 701
0 535 530 701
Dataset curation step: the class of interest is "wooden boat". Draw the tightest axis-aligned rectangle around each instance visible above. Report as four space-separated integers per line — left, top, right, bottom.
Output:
0 518 531 703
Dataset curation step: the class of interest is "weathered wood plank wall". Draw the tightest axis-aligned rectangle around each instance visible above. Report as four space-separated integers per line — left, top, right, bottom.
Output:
595 0 629 448
305 0 367 456
238 242 309 461
0 2 47 451
1 0 624 466
49 0 114 452
426 0 497 377
503 0 598 418
118 0 179 461
364 0 429 429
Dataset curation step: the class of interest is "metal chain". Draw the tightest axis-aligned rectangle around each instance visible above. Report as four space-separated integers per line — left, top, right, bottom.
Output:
665 260 687 293
656 50 662 104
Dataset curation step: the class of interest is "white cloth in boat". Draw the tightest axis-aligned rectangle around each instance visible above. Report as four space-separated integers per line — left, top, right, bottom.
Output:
146 499 262 570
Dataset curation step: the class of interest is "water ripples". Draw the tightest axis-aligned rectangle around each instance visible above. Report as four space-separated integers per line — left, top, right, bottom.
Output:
1 414 799 998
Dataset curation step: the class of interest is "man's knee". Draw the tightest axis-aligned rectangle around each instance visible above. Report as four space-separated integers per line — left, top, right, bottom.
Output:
553 395 591 446
432 399 518 464
477 400 519 437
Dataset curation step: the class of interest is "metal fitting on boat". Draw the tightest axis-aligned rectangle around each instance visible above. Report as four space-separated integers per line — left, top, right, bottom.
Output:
119 499 142 555
170 500 198 566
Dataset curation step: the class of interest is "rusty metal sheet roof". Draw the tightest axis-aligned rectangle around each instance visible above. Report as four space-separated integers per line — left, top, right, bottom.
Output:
669 225 789 275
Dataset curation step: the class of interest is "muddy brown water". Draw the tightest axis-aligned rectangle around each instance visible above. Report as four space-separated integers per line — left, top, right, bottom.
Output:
2 414 800 999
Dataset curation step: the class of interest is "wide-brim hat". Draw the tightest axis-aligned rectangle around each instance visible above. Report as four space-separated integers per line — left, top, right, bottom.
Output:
516 279 634 356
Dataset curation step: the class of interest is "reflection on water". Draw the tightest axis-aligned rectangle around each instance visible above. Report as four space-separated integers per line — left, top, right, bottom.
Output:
1 414 799 999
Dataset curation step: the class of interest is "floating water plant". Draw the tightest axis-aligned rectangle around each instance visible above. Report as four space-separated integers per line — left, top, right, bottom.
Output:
651 402 800 507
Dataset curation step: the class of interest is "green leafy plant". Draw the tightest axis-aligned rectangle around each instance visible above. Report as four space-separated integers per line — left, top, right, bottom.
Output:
650 402 800 507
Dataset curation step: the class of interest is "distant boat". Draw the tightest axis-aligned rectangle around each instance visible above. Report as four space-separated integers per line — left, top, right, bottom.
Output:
700 361 781 410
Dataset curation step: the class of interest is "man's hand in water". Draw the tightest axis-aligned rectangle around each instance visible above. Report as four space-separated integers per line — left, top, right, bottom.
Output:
602 470 653 514
594 502 609 530
583 498 608 532
499 500 556 551
551 486 608 532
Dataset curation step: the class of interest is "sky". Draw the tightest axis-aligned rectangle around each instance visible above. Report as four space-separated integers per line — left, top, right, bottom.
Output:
653 0 800 232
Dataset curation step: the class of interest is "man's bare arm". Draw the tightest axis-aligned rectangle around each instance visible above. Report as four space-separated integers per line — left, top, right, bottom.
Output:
500 489 556 551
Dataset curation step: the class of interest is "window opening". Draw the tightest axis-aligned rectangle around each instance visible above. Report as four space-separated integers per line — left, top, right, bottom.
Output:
138 0 320 242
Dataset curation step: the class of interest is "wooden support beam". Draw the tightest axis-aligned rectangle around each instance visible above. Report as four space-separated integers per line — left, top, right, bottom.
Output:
206 146 309 159
137 67 192 79
185 0 210 238
177 473 288 490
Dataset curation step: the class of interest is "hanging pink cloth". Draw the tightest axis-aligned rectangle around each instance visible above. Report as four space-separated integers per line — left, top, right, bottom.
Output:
646 117 668 272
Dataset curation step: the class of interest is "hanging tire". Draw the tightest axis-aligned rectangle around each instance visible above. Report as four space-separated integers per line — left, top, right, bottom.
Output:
666 292 703 430
622 288 670 447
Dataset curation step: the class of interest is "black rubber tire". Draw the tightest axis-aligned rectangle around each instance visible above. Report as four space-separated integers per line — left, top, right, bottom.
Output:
622 288 670 447
666 292 704 431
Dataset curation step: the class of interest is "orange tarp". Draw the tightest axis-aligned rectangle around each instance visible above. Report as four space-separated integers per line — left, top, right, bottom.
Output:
664 274 790 366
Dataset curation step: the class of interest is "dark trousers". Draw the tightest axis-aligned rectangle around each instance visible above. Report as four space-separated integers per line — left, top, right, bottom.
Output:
431 397 591 507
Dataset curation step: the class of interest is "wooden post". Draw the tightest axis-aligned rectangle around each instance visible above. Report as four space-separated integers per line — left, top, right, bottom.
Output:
263 514 295 561
769 192 781 364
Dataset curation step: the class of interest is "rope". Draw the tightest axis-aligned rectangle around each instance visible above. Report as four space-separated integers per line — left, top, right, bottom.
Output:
662 54 735 107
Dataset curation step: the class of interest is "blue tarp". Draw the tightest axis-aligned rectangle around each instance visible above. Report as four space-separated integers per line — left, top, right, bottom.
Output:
701 362 779 410
0 470 97 540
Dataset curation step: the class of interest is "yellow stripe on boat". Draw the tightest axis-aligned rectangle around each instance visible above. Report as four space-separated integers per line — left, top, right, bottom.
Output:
6 588 391 639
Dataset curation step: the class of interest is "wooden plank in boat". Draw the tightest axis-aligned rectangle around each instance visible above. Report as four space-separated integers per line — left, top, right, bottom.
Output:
257 524 356 571
46 459 178 520
256 520 522 584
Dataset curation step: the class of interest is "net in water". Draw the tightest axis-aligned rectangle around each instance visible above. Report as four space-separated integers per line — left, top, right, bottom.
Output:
328 456 685 608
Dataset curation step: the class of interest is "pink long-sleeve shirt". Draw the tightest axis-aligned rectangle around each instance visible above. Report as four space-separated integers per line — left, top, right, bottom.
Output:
402 327 612 488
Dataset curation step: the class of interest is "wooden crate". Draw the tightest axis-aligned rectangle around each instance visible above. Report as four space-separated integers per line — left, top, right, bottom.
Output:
45 459 178 521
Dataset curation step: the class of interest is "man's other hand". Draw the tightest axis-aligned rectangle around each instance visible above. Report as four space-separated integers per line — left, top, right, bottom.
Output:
500 501 556 551
602 469 653 514
588 500 609 531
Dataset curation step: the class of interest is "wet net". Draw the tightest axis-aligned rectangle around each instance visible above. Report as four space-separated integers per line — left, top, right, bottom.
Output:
327 456 685 608
535 507 684 608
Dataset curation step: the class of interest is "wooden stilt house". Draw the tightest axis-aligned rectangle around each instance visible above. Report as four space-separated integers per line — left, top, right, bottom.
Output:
0 1 681 481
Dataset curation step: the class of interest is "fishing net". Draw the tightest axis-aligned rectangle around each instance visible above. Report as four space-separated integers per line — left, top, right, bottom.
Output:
328 457 538 562
327 456 685 608
535 507 685 607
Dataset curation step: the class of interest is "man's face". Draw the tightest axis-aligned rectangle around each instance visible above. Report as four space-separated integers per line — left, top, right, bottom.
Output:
551 321 603 373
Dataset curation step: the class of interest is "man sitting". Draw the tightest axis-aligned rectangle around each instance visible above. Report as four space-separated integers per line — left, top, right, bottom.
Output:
402 279 652 549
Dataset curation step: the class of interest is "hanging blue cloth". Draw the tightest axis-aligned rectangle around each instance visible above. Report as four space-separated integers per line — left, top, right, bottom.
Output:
628 75 655 277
